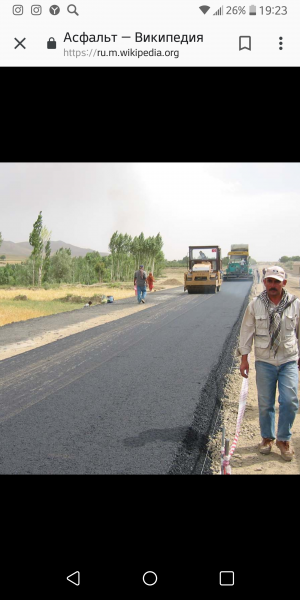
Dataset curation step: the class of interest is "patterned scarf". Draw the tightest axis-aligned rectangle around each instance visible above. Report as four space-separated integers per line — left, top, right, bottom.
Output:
259 289 297 356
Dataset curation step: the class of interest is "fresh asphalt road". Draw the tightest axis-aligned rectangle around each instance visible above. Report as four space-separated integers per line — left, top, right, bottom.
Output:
0 282 252 474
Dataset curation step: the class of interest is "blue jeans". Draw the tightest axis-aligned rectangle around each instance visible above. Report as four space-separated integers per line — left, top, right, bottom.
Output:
255 361 299 441
137 286 146 303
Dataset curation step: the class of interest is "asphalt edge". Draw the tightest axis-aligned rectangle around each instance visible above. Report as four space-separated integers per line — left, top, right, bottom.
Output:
168 285 253 475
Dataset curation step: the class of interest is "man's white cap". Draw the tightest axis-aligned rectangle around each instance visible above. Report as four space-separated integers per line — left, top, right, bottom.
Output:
263 266 286 282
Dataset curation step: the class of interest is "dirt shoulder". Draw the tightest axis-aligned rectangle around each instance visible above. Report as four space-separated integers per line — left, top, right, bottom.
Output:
208 267 300 475
0 303 155 361
0 269 185 361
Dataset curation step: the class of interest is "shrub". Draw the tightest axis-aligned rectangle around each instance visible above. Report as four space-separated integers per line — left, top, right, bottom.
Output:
59 295 85 303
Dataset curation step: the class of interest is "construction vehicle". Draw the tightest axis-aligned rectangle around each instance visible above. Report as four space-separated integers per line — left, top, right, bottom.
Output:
184 246 222 293
223 244 253 281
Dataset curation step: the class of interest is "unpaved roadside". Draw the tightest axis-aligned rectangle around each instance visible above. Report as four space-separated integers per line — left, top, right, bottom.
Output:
0 276 184 361
0 294 179 361
208 269 300 475
0 304 154 361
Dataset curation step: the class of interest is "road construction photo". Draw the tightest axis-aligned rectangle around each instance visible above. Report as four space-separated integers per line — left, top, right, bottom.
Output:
0 162 300 475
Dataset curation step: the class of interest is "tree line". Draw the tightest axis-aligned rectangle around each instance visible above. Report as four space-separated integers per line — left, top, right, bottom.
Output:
279 255 300 263
0 214 166 287
109 231 164 281
164 256 188 267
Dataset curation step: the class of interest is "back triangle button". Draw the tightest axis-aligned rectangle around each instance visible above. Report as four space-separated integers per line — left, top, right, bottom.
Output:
67 571 80 586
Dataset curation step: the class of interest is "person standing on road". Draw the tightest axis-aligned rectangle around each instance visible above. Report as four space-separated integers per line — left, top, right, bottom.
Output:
146 272 155 292
238 266 300 461
134 265 147 304
240 258 247 274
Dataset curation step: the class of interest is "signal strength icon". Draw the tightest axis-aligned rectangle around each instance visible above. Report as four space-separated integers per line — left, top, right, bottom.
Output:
213 6 223 15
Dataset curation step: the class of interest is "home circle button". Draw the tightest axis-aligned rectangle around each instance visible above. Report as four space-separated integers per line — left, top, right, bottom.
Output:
143 571 158 586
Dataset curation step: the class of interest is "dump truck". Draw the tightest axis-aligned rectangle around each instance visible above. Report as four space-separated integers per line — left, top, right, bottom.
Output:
184 246 222 293
223 244 253 280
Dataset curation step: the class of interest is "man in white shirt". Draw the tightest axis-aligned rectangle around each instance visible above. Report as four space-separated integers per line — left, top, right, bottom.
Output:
238 266 300 461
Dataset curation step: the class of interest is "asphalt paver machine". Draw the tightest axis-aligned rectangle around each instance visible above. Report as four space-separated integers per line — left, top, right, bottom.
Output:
223 244 253 281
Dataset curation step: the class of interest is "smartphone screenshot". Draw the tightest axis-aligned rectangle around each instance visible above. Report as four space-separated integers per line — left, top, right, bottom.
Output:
0 1 298 66
1 0 298 595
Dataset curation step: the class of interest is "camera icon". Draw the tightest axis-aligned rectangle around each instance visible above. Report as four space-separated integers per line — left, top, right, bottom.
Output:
13 5 23 15
31 5 42 14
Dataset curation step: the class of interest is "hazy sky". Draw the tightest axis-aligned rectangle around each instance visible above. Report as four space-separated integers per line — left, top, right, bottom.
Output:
1 163 299 261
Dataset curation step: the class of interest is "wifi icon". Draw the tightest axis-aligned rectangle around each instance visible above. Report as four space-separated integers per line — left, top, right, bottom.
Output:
199 5 210 14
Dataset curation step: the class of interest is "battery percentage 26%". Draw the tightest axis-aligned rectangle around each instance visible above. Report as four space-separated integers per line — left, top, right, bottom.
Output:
226 6 246 14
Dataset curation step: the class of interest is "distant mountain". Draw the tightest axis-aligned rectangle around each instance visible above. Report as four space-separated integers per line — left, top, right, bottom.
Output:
0 240 109 258
0 241 31 257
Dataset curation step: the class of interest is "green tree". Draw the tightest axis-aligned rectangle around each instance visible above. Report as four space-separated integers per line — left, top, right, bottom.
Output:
108 230 165 280
72 256 84 284
95 260 106 283
164 255 188 267
138 233 164 275
29 211 43 286
0 264 15 285
50 248 72 283
13 261 31 286
29 213 52 286
152 233 164 274
279 256 289 263
39 226 52 285
0 231 2 248
42 239 51 283
109 231 118 280
109 232 134 281
131 233 145 272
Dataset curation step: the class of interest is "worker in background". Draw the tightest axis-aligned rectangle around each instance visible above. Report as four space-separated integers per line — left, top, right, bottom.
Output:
238 266 300 462
146 272 155 292
134 265 147 304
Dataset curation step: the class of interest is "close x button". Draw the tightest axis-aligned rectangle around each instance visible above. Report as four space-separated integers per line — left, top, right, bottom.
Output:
14 37 26 49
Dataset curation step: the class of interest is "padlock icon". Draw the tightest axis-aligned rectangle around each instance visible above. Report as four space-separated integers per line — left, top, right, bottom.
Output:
47 37 56 49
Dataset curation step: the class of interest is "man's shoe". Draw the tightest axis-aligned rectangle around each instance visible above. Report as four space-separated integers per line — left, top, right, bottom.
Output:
259 438 274 454
141 299 145 303
276 440 295 461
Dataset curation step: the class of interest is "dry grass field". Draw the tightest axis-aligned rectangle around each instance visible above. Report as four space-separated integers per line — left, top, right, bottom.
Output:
0 268 186 327
0 255 25 265
0 286 135 327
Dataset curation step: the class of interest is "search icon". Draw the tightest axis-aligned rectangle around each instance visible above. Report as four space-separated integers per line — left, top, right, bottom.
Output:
67 4 79 15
